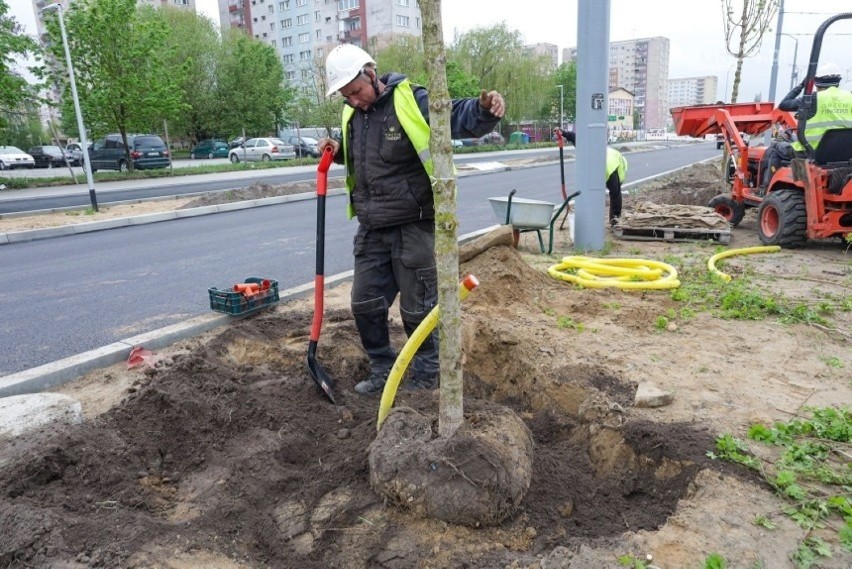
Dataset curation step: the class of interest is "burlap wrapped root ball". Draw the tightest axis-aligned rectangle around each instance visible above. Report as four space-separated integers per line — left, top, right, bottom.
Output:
368 406 534 527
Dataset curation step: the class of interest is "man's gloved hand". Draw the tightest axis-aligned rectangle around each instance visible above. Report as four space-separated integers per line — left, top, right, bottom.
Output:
317 137 340 156
479 90 505 118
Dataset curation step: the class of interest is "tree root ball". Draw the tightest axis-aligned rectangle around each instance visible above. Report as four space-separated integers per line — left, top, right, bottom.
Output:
368 406 534 527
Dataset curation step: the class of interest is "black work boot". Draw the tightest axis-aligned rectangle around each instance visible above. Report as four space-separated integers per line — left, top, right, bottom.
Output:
404 373 439 391
354 370 389 395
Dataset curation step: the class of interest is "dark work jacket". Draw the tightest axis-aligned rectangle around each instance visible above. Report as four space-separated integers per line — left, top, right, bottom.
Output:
557 128 577 145
334 72 501 229
779 84 817 120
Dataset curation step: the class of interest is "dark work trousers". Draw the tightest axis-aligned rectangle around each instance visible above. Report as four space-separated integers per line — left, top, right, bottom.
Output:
605 170 623 220
759 141 794 189
350 219 439 381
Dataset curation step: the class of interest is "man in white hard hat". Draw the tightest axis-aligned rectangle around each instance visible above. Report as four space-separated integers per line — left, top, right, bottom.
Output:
317 43 504 396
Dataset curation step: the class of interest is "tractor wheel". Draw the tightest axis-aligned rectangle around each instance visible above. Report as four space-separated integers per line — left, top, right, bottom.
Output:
756 189 807 248
708 194 745 227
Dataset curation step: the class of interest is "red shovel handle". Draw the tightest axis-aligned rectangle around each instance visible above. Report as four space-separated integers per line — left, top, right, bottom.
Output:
317 145 334 173
316 146 334 197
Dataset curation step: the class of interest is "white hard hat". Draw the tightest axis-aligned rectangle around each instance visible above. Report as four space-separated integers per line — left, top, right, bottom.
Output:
325 44 375 97
815 62 842 87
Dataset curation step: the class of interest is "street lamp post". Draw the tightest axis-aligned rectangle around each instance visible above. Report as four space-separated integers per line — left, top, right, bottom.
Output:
781 33 799 90
43 2 98 212
556 84 564 130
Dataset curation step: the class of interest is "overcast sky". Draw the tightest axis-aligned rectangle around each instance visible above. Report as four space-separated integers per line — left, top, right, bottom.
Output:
9 0 852 102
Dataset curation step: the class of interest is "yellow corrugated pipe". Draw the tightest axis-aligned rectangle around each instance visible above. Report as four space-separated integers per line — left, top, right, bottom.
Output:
707 245 781 281
376 275 480 431
547 256 681 290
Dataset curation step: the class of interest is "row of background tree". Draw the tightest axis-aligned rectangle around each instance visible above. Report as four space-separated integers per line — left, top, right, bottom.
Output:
1 0 576 150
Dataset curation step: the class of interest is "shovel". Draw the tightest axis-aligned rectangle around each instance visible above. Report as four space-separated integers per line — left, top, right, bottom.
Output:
306 147 337 404
556 130 571 230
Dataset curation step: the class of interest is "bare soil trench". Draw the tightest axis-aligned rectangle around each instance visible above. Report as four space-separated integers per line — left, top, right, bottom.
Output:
1 162 851 568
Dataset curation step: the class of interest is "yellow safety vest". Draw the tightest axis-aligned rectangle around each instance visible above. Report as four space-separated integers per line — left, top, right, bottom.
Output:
341 79 433 219
606 147 627 182
792 86 852 152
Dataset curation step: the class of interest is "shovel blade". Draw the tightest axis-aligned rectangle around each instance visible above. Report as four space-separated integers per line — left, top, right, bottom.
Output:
307 346 336 404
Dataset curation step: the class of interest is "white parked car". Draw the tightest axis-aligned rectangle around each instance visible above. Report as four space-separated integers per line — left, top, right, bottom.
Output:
228 137 296 163
65 143 85 166
0 146 36 170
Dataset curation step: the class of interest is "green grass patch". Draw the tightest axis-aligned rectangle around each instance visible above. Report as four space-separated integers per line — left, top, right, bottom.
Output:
709 406 852 568
669 267 840 327
0 156 322 190
556 315 584 332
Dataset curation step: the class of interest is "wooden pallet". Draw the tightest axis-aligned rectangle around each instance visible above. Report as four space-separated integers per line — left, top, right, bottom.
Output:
613 225 731 244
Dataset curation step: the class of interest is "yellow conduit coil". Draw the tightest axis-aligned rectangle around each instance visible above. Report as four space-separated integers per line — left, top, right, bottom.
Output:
547 256 681 290
707 245 780 282
376 275 480 431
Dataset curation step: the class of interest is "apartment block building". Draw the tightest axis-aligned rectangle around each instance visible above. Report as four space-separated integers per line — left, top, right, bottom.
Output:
31 0 197 39
526 42 558 70
219 0 423 90
667 76 718 108
563 36 670 130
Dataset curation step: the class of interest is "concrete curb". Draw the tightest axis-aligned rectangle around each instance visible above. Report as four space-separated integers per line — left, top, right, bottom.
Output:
0 188 351 245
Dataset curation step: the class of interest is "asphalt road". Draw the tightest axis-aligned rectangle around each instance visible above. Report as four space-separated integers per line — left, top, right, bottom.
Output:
0 142 718 376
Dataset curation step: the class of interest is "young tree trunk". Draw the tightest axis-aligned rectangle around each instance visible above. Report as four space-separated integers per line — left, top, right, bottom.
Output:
419 0 463 438
722 0 780 104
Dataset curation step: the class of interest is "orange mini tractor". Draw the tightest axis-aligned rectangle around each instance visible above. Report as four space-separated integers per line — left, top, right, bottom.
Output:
671 13 852 248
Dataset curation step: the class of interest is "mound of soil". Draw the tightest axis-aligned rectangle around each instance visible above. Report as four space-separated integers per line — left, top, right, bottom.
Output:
2 161 850 569
179 180 346 209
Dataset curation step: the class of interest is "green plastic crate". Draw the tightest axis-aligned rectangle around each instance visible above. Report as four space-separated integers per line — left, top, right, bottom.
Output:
209 277 280 316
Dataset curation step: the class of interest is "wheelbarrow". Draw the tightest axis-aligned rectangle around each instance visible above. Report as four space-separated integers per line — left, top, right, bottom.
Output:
488 189 581 254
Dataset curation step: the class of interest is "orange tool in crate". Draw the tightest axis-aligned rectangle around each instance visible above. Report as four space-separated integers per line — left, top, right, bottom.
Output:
233 279 271 298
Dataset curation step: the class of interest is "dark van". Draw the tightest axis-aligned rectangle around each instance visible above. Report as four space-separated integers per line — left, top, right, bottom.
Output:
88 134 170 172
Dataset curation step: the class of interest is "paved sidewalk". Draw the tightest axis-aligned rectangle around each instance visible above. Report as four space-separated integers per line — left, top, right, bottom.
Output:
0 161 340 202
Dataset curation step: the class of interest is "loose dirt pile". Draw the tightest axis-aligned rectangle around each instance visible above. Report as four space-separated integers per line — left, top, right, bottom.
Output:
178 180 347 209
1 162 850 569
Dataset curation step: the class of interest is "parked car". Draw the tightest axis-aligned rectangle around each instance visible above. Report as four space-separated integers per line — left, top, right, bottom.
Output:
460 132 505 147
228 136 246 148
88 134 170 172
480 131 505 145
0 146 35 170
287 136 320 158
190 139 230 159
228 137 296 163
65 143 84 166
451 139 463 148
28 145 74 168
